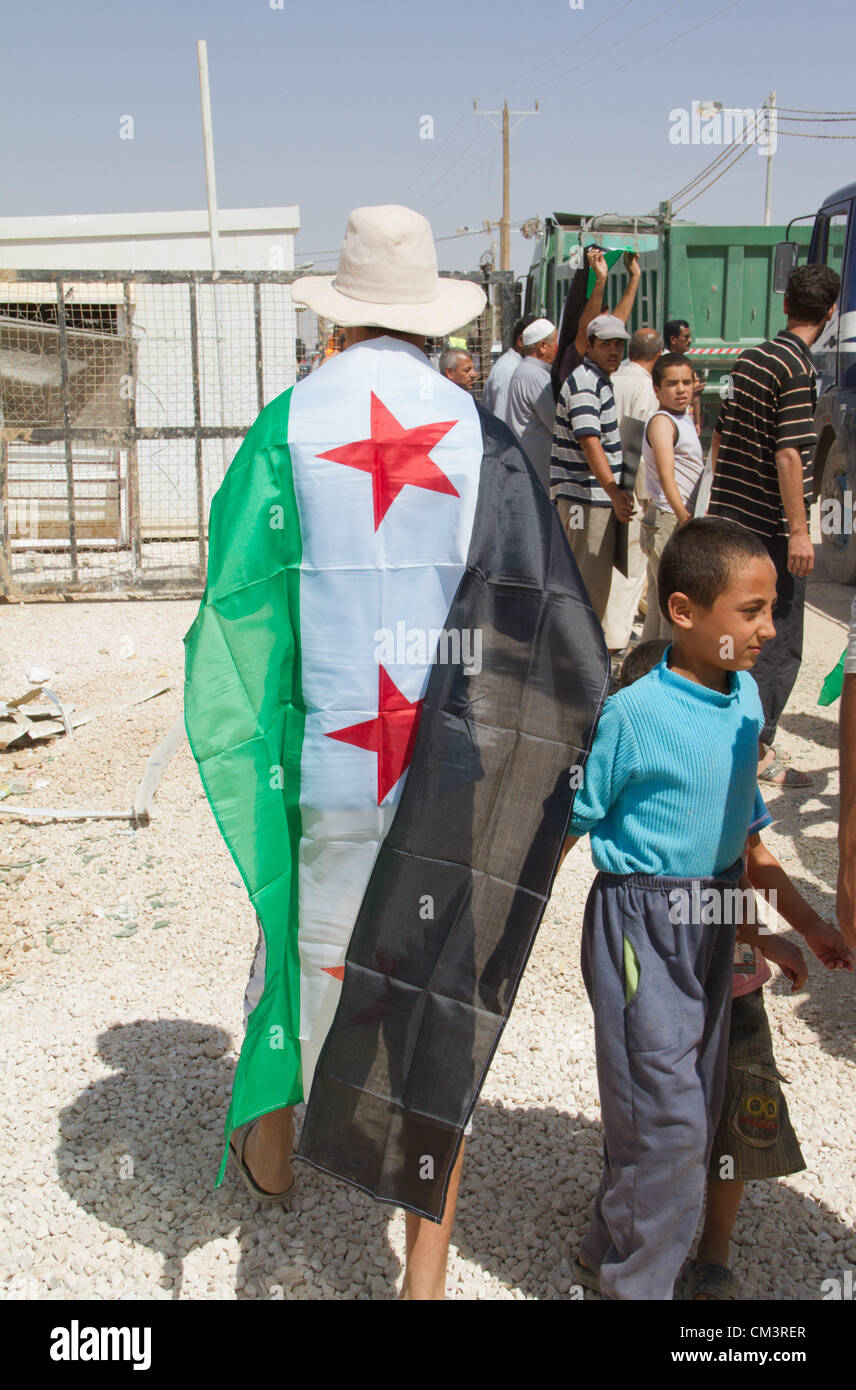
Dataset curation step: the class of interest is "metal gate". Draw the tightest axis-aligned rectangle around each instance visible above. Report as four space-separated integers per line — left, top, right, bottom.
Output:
0 267 515 599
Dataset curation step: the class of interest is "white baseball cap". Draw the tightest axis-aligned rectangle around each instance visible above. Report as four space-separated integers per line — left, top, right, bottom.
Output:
521 317 556 347
587 313 631 341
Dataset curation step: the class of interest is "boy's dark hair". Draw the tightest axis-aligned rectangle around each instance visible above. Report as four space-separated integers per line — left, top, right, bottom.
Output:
512 313 538 346
785 264 840 324
658 517 770 620
664 318 689 347
618 639 669 689
652 352 693 389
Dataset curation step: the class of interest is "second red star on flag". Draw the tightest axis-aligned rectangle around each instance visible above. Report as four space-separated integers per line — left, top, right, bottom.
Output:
326 665 424 804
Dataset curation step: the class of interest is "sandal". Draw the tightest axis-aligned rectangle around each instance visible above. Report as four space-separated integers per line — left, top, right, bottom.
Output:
683 1259 741 1300
229 1119 297 1204
757 753 813 788
763 743 791 764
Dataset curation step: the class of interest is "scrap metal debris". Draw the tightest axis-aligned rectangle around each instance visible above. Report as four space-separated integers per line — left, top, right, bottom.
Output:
0 708 185 827
0 681 172 751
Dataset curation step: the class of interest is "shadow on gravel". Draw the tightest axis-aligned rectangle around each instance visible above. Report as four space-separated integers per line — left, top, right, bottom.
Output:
453 1099 856 1301
57 1024 855 1301
777 712 842 753
56 1019 399 1300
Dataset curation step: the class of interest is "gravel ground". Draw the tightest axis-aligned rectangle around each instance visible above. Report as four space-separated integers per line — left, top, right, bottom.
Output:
1 562 854 1301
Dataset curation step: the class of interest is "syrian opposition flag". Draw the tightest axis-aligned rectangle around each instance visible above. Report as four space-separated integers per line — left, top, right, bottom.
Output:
184 336 607 1220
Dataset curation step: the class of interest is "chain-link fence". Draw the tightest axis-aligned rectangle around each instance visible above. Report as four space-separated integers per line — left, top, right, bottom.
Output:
0 268 516 599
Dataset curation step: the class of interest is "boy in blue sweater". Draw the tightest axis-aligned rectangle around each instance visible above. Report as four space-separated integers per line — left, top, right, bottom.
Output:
565 516 779 1300
612 640 854 1301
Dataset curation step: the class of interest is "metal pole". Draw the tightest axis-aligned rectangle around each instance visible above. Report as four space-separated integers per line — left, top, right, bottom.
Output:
188 281 207 582
764 91 776 227
501 102 510 272
197 40 221 272
123 281 142 573
0 363 22 601
55 279 79 585
196 39 229 470
253 281 265 413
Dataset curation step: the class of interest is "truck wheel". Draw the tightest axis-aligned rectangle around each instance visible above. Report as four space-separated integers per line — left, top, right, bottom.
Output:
820 443 856 585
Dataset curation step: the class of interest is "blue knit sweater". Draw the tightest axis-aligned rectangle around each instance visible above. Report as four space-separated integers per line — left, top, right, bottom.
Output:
569 652 770 876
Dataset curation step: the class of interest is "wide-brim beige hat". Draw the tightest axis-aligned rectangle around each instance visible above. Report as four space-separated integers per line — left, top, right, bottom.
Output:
291 205 487 336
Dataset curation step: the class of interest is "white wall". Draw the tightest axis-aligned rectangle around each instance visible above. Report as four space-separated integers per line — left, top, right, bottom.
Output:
0 207 299 272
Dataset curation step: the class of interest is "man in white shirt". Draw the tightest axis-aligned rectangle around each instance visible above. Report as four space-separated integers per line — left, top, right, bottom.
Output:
482 315 536 419
601 329 662 651
505 318 558 491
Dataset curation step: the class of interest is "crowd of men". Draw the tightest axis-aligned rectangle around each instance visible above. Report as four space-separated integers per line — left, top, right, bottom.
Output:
477 251 842 788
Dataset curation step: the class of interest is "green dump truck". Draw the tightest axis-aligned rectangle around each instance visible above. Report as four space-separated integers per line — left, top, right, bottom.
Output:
524 209 813 446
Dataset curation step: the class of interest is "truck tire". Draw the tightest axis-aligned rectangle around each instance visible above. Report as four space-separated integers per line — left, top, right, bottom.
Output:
820 442 856 585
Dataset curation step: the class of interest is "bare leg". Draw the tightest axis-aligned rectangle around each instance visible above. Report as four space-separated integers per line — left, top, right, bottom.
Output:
242 1106 295 1193
398 1142 465 1301
694 1177 744 1299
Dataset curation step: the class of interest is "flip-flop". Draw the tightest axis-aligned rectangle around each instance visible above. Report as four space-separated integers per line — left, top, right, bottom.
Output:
683 1258 741 1300
757 754 813 788
229 1120 297 1204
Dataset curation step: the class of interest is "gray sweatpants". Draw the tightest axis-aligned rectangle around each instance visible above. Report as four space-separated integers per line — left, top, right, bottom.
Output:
579 868 738 1300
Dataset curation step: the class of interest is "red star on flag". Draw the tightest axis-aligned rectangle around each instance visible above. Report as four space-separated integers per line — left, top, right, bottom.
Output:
319 392 460 529
326 665 423 804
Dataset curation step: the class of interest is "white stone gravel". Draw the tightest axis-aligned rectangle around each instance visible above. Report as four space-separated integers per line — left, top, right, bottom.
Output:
1 561 854 1301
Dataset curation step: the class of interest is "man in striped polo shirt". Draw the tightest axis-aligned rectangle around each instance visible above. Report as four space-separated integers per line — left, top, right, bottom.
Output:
551 313 635 625
708 263 840 785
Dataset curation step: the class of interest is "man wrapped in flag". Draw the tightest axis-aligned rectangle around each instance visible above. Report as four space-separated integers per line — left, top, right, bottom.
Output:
184 205 608 1298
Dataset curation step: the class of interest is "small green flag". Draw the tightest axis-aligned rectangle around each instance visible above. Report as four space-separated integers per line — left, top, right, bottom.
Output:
818 648 847 706
586 246 635 298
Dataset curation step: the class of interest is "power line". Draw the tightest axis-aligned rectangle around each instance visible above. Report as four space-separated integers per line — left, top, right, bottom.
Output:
664 104 768 206
376 0 749 249
436 222 526 242
672 140 755 214
417 0 692 207
777 114 856 122
510 0 694 105
412 125 490 207
475 0 636 102
667 137 751 205
294 222 527 266
427 149 498 214
776 106 856 116
551 0 748 103
398 111 470 200
777 130 856 139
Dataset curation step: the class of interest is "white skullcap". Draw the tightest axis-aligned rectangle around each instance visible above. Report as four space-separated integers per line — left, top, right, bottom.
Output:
521 317 555 347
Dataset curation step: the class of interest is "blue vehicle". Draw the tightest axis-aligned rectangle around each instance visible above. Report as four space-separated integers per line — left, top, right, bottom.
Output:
776 185 856 582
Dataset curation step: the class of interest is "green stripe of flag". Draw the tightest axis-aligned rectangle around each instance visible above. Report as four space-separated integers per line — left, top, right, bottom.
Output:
183 387 306 1182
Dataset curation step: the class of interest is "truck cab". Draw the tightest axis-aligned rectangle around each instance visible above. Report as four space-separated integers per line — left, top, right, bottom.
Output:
778 184 856 581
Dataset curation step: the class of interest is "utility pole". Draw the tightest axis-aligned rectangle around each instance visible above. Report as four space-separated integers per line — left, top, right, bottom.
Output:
473 99 539 271
763 90 776 226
